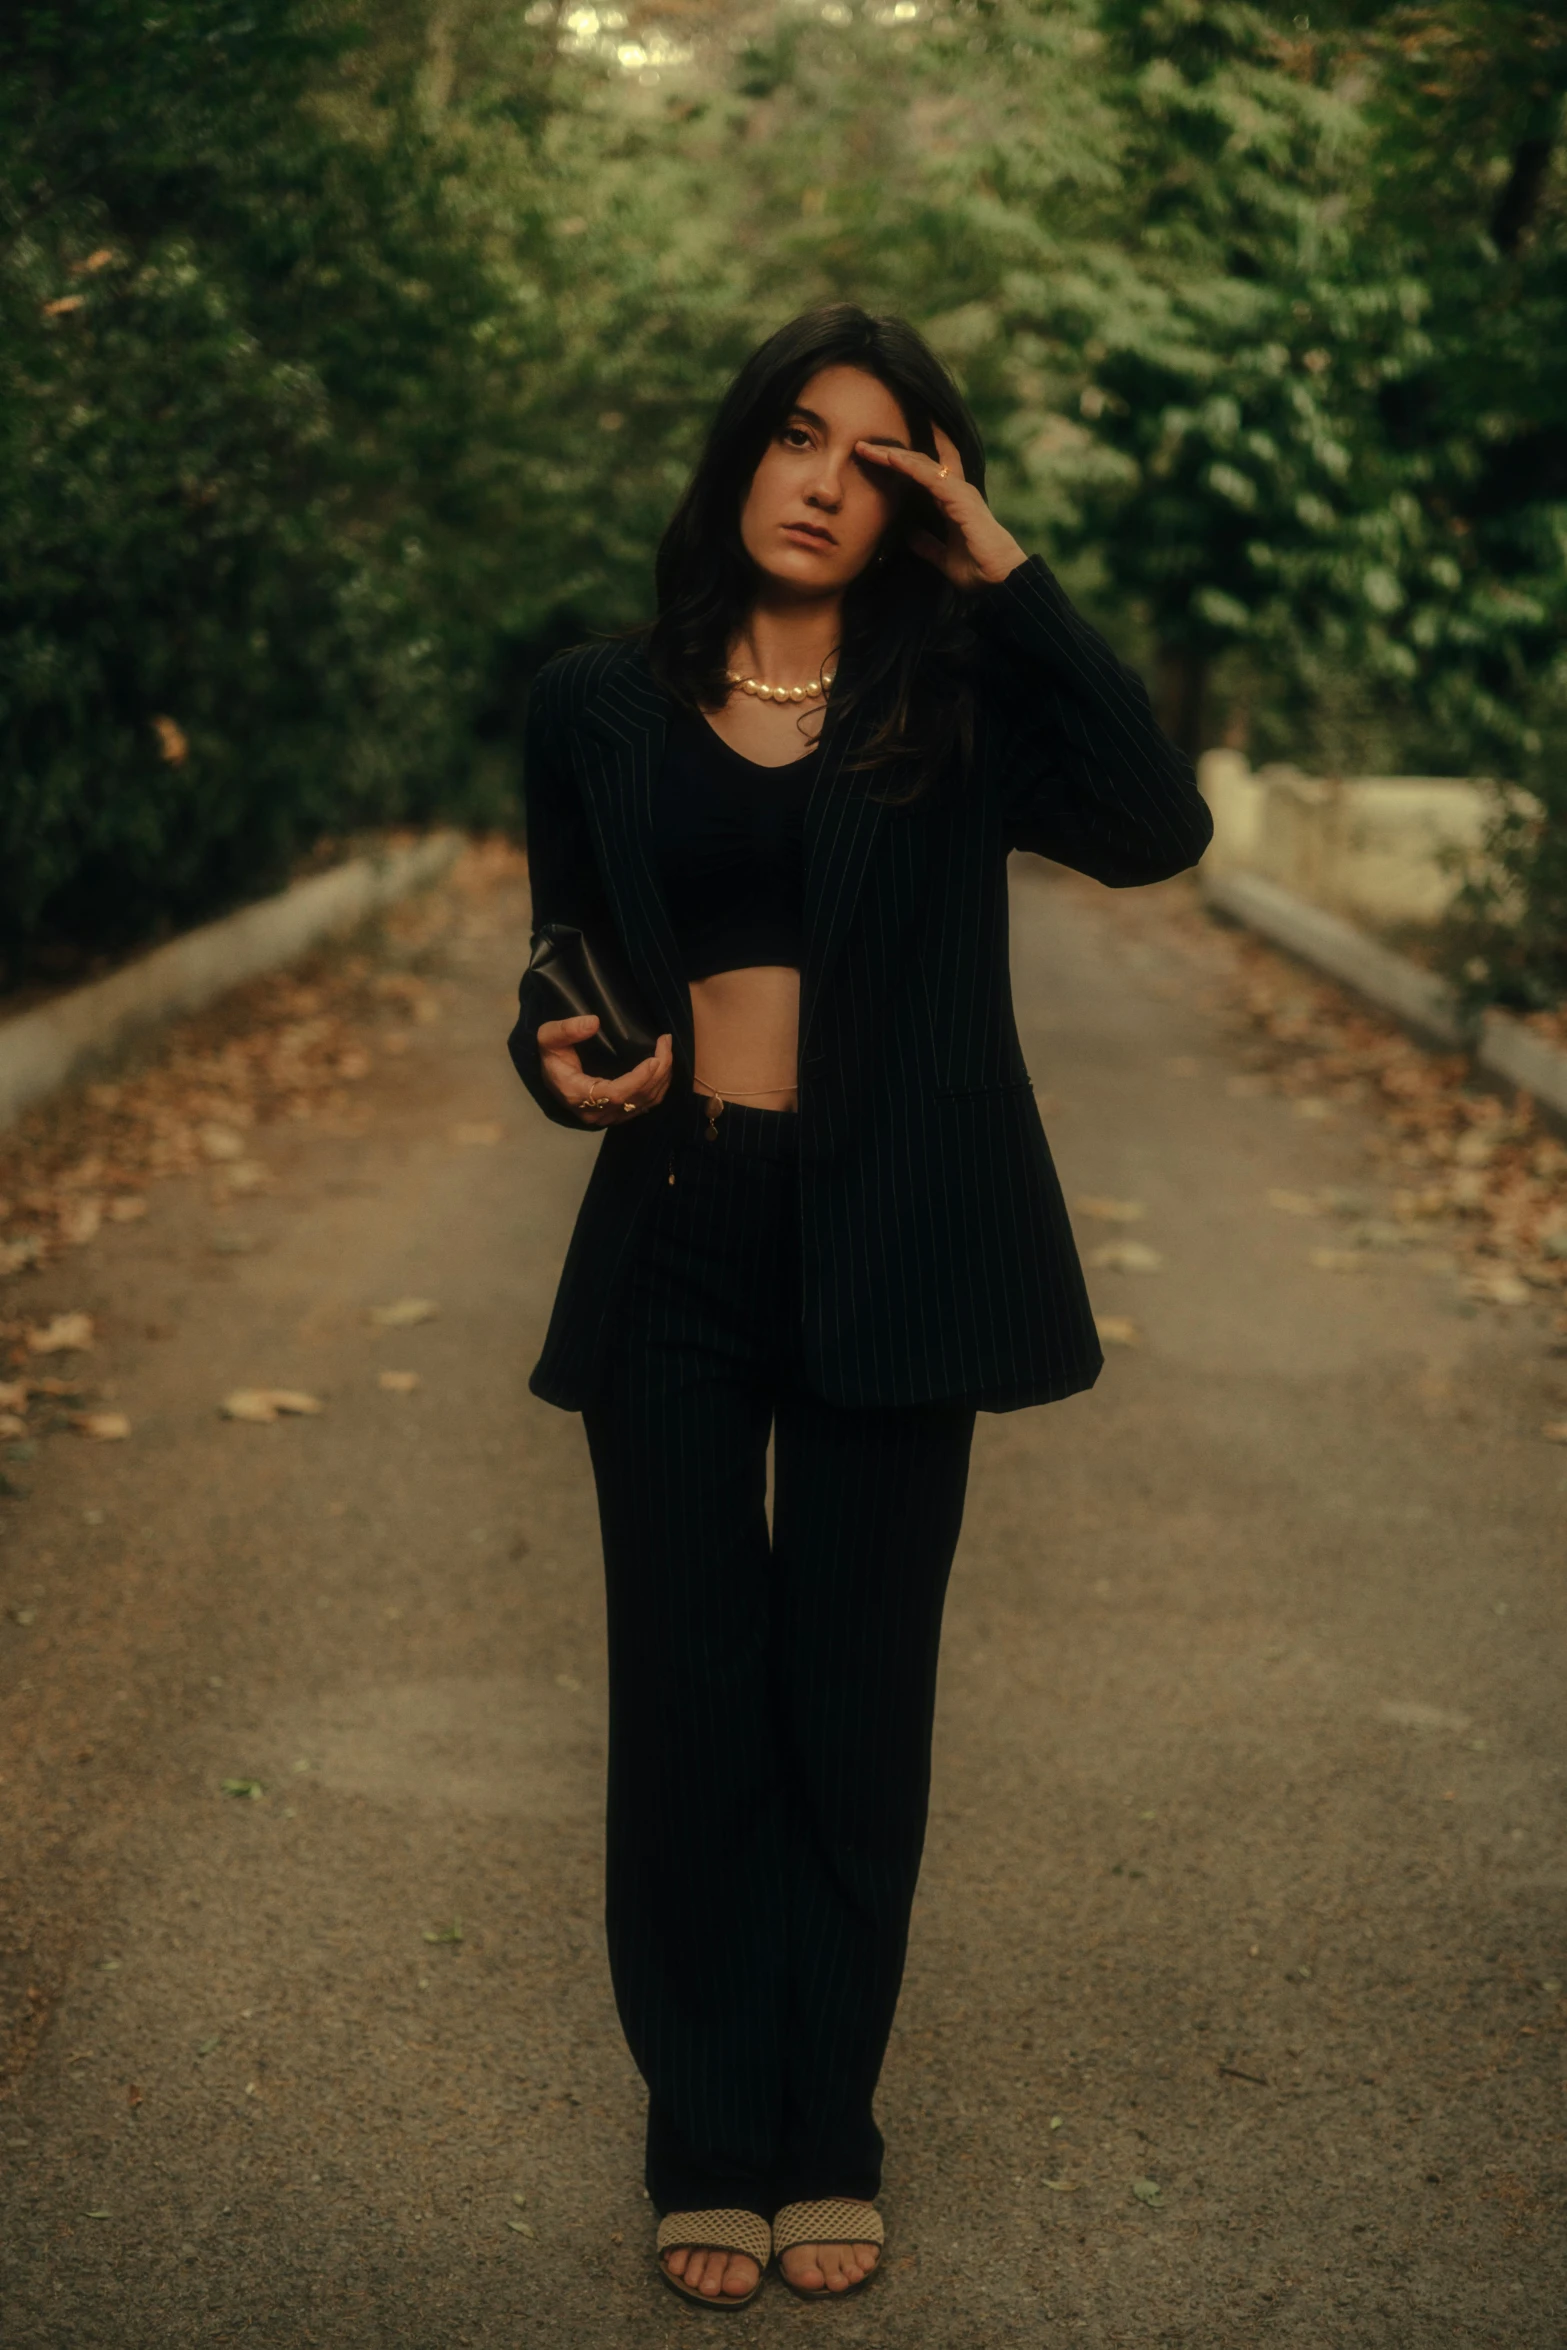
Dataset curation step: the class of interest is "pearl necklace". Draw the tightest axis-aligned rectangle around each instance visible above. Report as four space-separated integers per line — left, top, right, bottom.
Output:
725 662 836 705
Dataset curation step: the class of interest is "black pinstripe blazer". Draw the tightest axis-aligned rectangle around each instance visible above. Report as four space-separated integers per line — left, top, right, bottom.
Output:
508 555 1212 1414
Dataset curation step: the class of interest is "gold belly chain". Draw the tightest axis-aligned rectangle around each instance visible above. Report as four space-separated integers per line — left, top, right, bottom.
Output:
676 1076 800 1165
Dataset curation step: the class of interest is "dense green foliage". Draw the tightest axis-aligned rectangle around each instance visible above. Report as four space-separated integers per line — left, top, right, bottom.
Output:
2 1 1564 996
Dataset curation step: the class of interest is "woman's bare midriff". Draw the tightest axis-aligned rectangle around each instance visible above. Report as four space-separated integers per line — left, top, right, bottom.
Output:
690 964 800 1111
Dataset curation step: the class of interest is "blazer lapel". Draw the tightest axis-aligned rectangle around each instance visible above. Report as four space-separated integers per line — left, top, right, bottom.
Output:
574 645 890 1071
800 704 888 1054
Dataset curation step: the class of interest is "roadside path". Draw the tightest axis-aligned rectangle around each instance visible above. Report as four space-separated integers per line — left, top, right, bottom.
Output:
1 859 1561 2348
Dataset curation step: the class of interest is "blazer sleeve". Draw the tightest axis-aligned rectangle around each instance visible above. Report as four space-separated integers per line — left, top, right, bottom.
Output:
507 663 609 1130
967 555 1214 885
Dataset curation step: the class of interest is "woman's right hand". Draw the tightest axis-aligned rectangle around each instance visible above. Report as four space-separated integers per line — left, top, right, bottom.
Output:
537 1016 674 1127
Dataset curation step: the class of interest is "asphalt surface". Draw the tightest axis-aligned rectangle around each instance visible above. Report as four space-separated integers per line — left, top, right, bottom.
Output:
1 859 1562 2349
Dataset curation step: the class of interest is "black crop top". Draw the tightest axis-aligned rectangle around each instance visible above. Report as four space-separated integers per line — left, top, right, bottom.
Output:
652 704 817 983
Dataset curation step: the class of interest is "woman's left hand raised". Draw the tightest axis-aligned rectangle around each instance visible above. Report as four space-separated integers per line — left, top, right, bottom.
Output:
854 424 1026 592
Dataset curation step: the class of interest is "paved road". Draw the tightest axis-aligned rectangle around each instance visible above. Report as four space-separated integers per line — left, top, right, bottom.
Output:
1 860 1562 2349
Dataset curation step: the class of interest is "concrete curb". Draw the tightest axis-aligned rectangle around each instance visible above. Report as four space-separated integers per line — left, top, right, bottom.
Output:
1202 865 1567 1124
0 831 464 1132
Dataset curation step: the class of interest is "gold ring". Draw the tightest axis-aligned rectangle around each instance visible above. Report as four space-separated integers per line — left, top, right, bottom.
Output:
938 464 950 479
622 1101 638 1114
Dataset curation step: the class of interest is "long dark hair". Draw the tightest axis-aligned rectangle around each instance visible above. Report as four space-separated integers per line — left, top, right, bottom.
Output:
645 305 986 804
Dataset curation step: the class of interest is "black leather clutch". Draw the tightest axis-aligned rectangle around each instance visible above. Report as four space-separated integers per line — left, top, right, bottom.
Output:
520 922 660 1082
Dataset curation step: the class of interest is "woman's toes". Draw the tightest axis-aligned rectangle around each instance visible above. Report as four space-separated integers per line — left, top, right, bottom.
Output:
782 2244 826 2290
666 2247 756 2298
826 2243 863 2289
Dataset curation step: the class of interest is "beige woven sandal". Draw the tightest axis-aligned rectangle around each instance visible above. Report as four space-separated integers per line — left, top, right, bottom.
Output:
654 2208 772 2310
771 2198 885 2302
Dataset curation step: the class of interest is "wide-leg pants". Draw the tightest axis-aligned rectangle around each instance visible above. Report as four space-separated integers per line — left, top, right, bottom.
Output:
581 1096 976 2220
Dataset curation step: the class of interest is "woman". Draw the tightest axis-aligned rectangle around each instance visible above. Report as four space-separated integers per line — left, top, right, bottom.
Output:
508 305 1211 2310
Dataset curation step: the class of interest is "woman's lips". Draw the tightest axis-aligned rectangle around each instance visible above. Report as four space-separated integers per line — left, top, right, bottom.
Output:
783 522 835 546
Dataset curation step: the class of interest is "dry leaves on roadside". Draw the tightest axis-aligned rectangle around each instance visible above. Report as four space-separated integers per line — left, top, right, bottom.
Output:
221 1388 324 1424
1173 896 1567 1303
1073 873 1567 1315
70 1412 130 1441
0 840 527 1293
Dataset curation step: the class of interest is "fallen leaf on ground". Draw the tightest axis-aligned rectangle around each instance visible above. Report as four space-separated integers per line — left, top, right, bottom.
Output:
1377 1699 1471 1731
1076 1195 1145 1223
0 1413 25 1438
27 1312 94 1353
195 2035 222 2058
1094 1315 1141 1348
378 1369 421 1393
71 1412 130 1441
452 1121 503 1146
220 1779 265 1800
423 1920 464 1945
1041 2178 1080 2194
1542 1421 1567 1445
0 1237 44 1276
1088 1241 1164 1273
371 1297 438 1328
508 2219 535 2236
197 1123 246 1162
60 1201 101 1246
1267 1188 1322 1216
221 1388 324 1423
0 1381 27 1411
218 1160 270 1194
1465 1270 1530 1306
1131 2177 1163 2207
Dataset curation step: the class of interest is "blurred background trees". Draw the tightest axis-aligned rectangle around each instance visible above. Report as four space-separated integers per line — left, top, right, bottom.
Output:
1 0 1563 997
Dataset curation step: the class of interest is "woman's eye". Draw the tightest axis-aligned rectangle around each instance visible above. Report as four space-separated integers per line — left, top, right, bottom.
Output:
781 427 811 449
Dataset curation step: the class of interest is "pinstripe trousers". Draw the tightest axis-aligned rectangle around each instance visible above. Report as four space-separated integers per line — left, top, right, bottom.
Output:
581 1096 976 2219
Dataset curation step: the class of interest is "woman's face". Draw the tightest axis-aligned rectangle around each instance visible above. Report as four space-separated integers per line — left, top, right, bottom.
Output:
738 364 914 598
